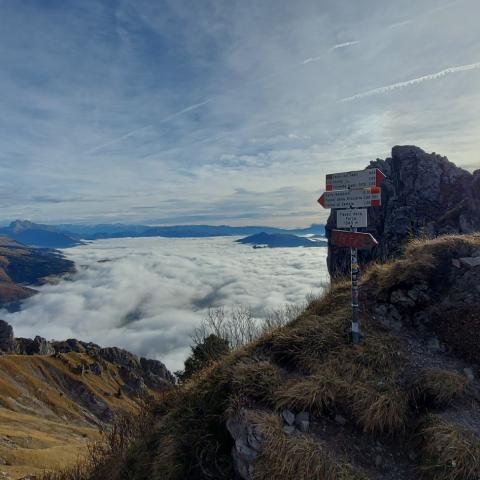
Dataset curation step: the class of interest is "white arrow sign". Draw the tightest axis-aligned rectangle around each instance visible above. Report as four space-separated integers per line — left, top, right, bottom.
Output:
318 187 381 209
337 209 368 228
326 168 385 191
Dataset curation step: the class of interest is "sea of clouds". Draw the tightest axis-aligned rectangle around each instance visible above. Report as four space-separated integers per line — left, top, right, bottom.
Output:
2 237 329 371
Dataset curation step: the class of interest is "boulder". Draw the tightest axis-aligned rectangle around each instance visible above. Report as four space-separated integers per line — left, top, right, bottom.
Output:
226 409 266 480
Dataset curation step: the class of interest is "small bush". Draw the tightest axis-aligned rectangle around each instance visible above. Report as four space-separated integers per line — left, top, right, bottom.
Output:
176 333 230 381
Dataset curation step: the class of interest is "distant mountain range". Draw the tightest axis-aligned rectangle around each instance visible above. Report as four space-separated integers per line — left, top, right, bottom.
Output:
0 220 325 248
237 232 327 248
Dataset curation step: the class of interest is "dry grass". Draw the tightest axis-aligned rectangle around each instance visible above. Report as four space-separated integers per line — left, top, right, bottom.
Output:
362 233 480 301
249 410 367 480
419 416 480 480
41 400 157 480
231 360 283 407
414 368 470 407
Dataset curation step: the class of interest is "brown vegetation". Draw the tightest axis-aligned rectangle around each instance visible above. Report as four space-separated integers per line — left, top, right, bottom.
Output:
32 234 480 479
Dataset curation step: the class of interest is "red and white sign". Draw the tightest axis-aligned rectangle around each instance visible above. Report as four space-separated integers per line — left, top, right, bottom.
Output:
330 229 378 249
318 187 381 209
326 168 385 191
337 209 367 228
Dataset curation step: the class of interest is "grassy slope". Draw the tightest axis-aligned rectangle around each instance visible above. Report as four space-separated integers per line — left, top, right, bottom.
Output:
45 234 480 480
0 352 158 479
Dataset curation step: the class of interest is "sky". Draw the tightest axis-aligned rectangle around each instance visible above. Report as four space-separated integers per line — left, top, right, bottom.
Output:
1 237 329 371
1 0 479 227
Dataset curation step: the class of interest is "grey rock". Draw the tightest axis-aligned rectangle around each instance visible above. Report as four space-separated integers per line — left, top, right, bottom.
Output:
295 412 310 432
452 258 461 268
464 368 475 381
459 257 480 268
391 290 415 309
427 337 444 352
282 409 295 426
0 320 15 353
227 409 266 480
375 455 382 467
334 414 347 426
283 425 295 435
15 336 54 355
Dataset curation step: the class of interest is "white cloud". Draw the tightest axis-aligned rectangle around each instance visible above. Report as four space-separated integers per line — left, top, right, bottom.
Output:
2 237 329 372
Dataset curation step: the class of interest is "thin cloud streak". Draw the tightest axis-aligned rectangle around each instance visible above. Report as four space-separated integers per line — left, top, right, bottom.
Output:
340 62 480 102
331 41 359 50
84 125 153 155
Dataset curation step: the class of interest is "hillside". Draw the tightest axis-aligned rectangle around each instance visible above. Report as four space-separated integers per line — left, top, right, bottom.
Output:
0 221 81 249
0 323 174 479
49 233 480 480
0 238 75 311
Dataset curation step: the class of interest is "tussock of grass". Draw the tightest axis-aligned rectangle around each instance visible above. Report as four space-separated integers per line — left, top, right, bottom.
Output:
414 368 470 407
231 360 283 407
274 374 345 414
351 385 409 434
263 319 348 370
249 410 367 480
419 416 480 480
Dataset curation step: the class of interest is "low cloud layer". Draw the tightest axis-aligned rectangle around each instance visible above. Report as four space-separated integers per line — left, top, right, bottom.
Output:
2 237 329 371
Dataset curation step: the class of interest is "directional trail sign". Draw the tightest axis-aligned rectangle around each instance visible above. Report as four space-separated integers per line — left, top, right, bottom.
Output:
326 168 385 191
317 166 386 345
330 229 378 249
337 209 367 228
318 187 381 209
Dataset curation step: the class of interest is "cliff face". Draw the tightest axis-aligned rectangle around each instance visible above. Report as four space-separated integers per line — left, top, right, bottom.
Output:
327 146 480 276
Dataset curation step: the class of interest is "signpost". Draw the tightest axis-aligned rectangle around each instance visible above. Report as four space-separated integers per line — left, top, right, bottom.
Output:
317 187 381 209
330 230 378 249
337 209 367 229
326 168 385 191
318 168 385 344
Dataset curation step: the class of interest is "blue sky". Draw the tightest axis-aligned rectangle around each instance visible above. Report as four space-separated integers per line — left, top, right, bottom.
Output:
1 0 479 226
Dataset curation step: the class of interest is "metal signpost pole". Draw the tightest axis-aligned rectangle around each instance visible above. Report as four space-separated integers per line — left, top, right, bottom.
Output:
350 226 360 344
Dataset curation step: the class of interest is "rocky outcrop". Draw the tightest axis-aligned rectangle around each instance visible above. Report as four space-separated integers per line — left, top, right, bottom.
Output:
227 409 266 480
327 146 480 276
53 339 175 392
15 336 55 355
0 321 174 395
0 320 14 353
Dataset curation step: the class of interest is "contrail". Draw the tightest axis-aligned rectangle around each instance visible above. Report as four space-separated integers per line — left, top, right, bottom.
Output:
387 0 462 29
331 41 359 50
340 62 480 102
84 100 212 155
84 125 153 155
158 99 212 124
